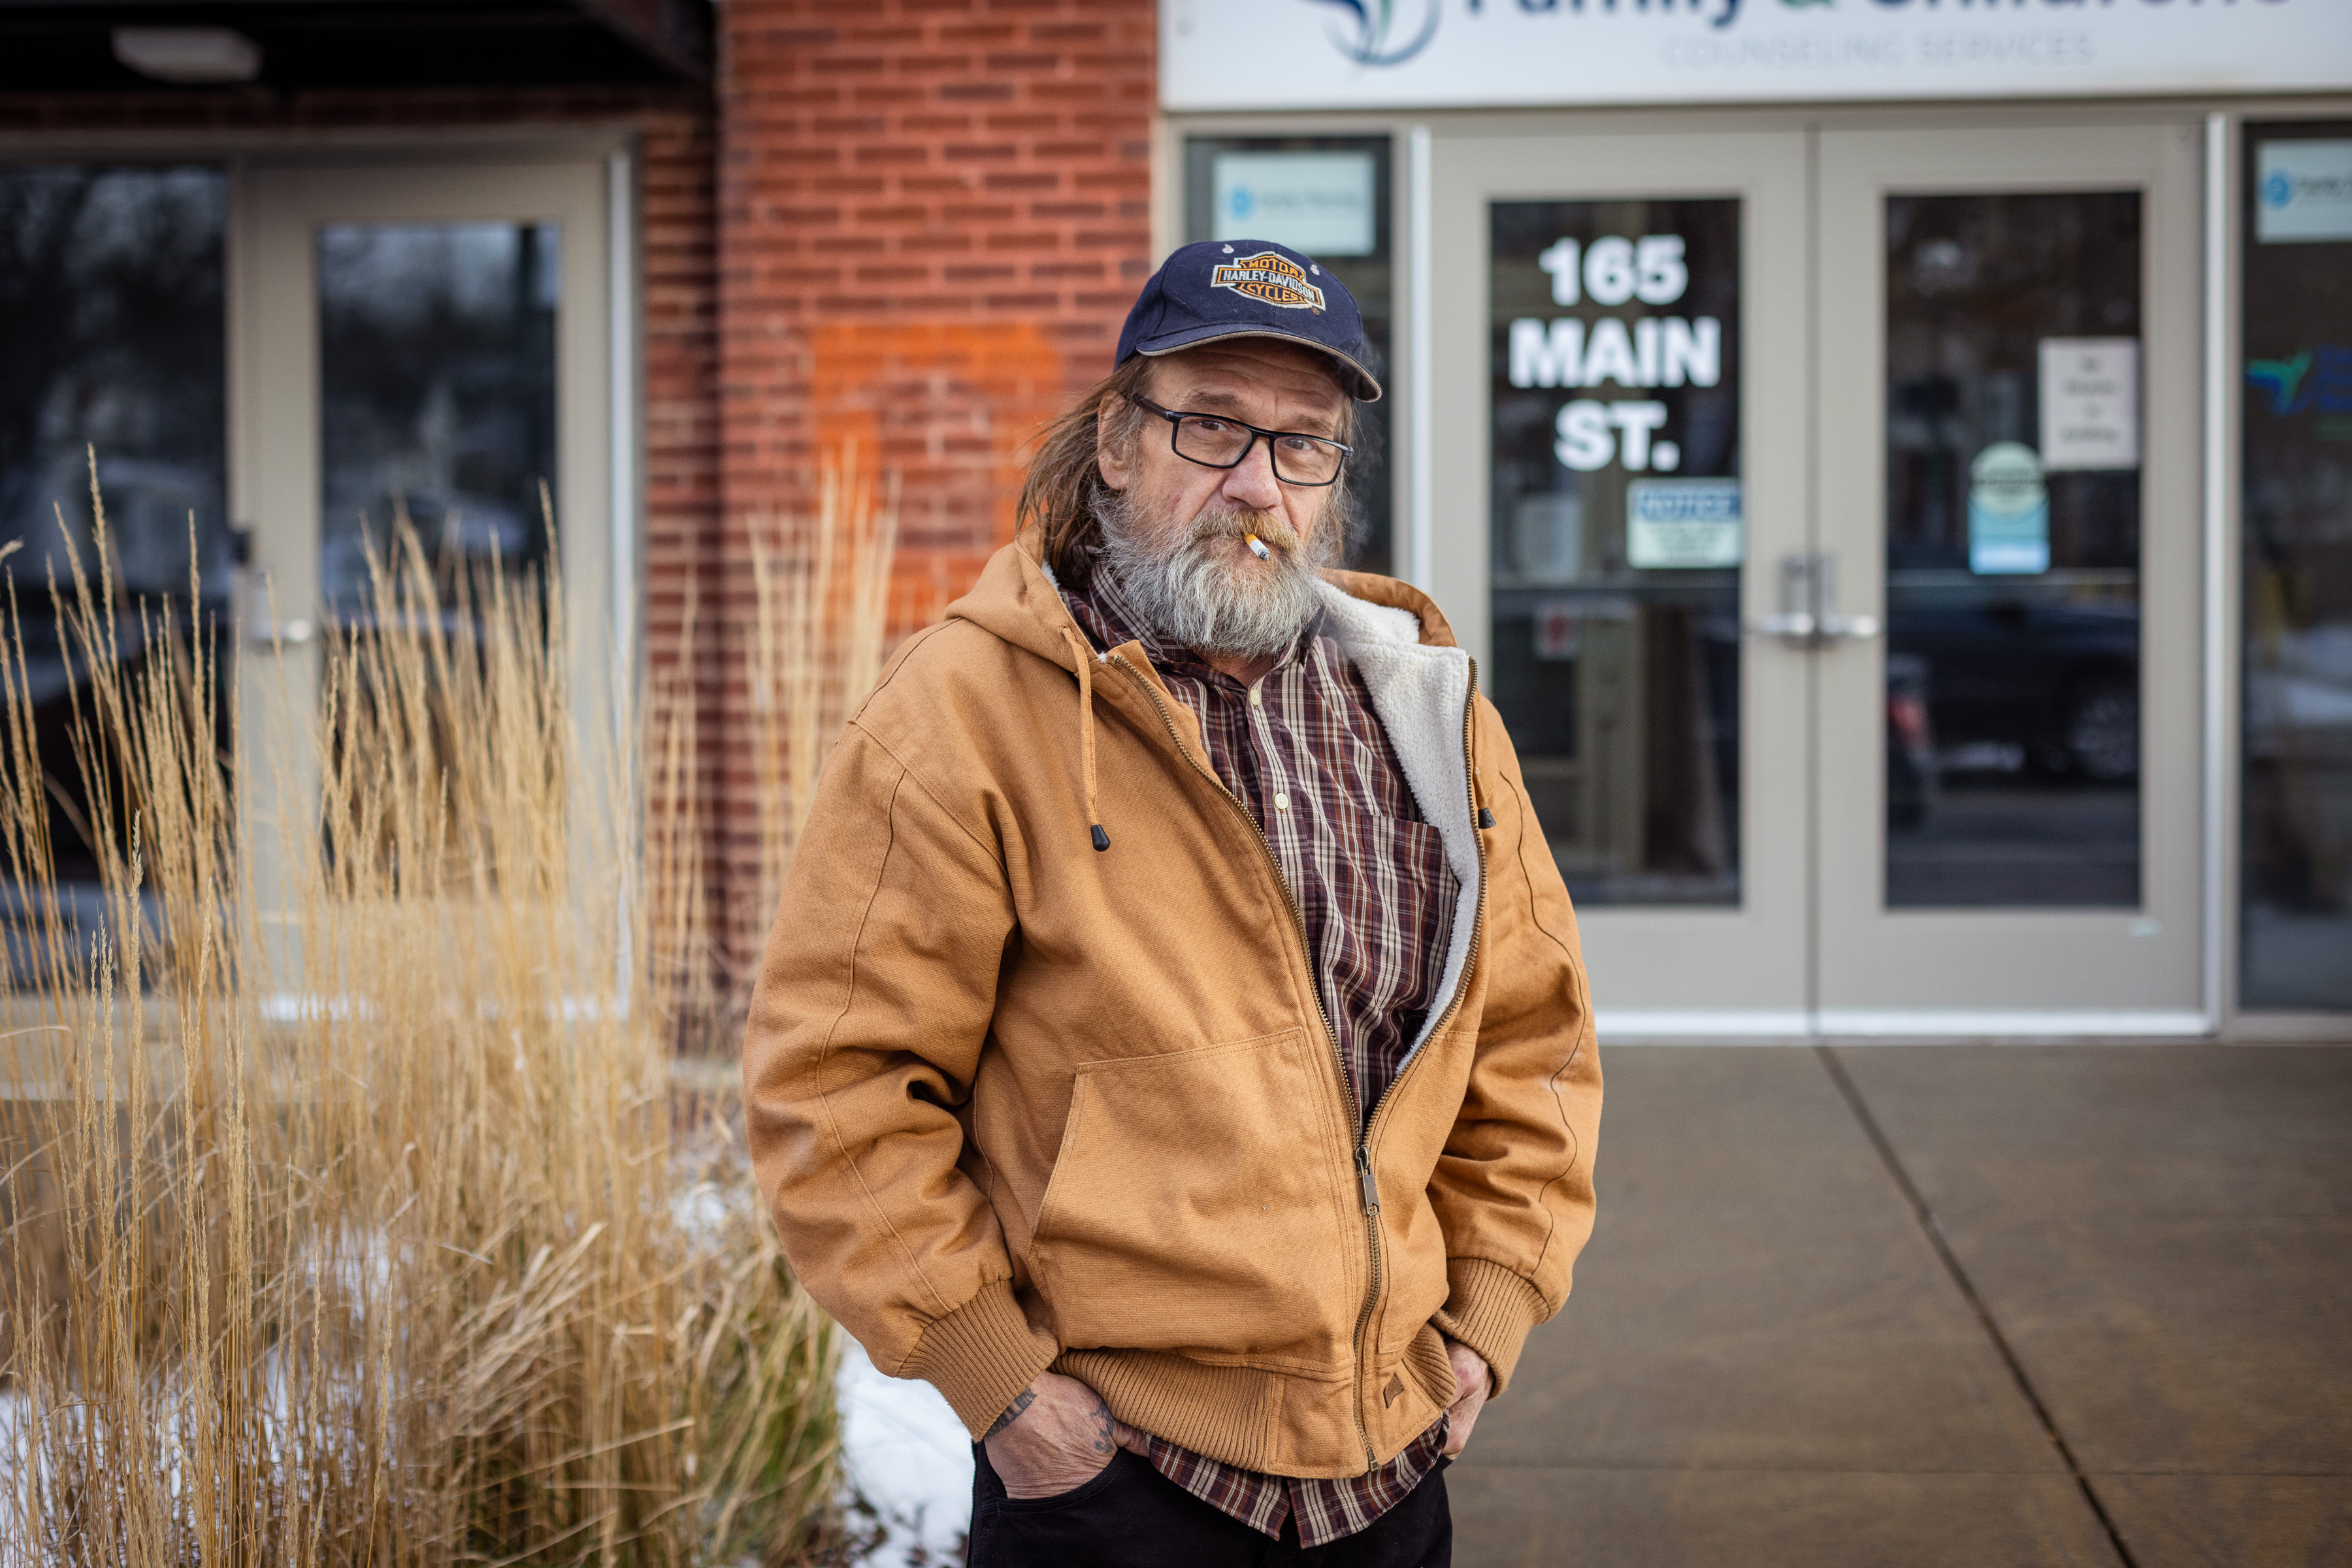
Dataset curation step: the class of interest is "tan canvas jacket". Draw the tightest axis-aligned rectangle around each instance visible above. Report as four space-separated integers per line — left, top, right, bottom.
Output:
742 539 1602 1479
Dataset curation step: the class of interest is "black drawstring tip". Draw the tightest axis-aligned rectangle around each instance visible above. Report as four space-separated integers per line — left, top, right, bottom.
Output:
1090 824 1111 852
1478 806 1496 830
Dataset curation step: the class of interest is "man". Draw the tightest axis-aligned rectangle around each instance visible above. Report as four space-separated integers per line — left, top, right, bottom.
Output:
744 238 1601 1566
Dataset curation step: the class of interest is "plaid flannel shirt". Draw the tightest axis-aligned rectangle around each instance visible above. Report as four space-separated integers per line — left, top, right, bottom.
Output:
1060 564 1457 1545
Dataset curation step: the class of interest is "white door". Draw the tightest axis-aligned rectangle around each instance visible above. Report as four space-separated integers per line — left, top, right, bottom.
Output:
1810 122 2204 1034
1428 125 1814 1030
1428 113 2206 1035
235 156 618 940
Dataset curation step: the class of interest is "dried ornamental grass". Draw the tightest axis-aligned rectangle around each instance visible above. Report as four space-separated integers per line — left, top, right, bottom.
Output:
0 470 850 1565
746 446 900 948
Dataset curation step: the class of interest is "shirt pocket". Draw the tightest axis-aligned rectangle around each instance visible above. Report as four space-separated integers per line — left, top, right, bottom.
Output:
1028 1028 1358 1369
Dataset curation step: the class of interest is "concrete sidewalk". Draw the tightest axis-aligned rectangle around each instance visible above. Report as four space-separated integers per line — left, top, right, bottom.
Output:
1451 1045 2352 1568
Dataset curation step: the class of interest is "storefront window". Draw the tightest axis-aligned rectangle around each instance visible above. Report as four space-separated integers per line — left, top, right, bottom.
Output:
0 164 231 905
1882 191 2144 908
1184 136 1394 576
318 221 561 617
1490 199 1742 907
2242 122 2352 1012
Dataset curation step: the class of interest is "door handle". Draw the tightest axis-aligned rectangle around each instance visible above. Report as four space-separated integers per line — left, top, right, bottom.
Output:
1744 554 1877 648
1742 611 1817 640
247 617 318 649
1818 613 1881 640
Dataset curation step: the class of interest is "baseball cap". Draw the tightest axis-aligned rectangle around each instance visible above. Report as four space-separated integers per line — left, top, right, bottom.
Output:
1115 239 1382 403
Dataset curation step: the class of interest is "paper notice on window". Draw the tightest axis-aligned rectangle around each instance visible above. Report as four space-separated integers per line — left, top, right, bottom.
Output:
2038 338 2139 472
1626 479 1742 570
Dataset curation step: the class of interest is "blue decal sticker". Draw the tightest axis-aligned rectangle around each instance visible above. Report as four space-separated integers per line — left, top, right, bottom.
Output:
2247 345 2352 417
1968 442 2050 577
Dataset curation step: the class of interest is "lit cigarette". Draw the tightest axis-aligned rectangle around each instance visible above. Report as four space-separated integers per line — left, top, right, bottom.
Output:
1245 534 1272 561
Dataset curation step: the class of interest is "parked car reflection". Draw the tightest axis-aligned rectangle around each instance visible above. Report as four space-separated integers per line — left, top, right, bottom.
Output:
1889 580 2139 783
1886 652 1938 828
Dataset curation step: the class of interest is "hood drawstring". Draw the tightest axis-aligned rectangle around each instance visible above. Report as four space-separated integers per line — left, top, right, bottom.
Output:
1059 626 1111 852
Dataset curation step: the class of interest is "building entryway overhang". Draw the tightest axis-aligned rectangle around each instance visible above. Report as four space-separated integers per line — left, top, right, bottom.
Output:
0 0 710 91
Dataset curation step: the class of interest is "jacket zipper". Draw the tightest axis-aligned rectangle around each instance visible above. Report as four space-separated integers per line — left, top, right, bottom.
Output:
1105 650 1490 1472
1349 657 1489 1461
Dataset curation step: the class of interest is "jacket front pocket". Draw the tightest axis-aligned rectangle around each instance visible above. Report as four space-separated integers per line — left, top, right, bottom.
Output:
1028 1028 1356 1366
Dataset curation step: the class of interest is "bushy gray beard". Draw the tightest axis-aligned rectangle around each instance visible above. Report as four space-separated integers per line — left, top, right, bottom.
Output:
1093 487 1339 660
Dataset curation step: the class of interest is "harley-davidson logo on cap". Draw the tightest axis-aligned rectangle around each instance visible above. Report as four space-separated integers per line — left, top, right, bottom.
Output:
1210 250 1326 312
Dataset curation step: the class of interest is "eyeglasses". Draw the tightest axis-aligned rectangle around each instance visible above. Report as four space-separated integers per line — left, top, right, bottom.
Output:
1132 395 1351 487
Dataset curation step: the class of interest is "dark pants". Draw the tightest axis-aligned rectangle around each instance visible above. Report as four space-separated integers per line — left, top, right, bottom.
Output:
968 1443 1451 1568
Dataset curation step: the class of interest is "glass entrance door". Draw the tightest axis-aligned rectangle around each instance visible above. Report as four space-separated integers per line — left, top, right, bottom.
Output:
1812 123 2204 1032
1428 127 1814 1028
1430 114 2207 1034
237 158 617 936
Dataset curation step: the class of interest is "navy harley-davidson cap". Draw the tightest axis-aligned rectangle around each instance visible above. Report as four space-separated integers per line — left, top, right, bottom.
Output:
1115 239 1382 402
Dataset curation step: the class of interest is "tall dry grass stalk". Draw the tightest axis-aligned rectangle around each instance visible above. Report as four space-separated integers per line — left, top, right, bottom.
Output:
746 446 900 943
0 472 846 1563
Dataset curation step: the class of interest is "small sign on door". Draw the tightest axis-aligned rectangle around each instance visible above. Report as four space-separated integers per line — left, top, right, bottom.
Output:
1968 441 2050 576
2038 338 2139 472
1626 479 1742 570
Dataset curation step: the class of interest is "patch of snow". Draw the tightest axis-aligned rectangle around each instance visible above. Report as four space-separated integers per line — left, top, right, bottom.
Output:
834 1337 972 1567
1 1387 27 1552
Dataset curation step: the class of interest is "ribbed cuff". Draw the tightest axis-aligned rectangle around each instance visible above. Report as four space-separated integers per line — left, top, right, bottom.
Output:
1431 1256 1549 1397
899 1279 1062 1439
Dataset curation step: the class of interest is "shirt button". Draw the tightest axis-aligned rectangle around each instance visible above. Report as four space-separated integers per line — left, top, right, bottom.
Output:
1274 791 1291 811
1249 687 1264 707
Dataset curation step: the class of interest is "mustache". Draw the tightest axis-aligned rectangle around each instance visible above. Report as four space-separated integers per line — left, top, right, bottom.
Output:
1183 506 1301 555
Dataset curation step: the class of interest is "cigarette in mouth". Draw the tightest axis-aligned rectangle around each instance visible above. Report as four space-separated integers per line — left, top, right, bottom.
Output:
1244 534 1272 561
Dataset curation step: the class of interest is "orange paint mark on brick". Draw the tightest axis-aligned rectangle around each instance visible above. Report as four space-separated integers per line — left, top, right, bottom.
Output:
809 320 1067 634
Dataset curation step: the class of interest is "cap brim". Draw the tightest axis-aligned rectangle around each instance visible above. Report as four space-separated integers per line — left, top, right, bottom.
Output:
1134 324 1382 402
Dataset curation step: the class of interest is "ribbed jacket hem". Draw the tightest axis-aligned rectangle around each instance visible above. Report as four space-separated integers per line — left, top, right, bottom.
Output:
1432 1256 1550 1396
1055 1344 1452 1479
902 1279 1060 1439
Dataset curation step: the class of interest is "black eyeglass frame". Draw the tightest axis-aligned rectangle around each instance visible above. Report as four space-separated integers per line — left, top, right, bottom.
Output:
1131 395 1353 487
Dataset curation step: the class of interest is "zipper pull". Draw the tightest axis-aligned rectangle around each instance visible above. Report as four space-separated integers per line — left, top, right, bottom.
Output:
1356 1146 1380 1216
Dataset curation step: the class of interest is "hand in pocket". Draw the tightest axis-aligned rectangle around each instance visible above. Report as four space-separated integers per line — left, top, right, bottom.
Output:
1440 1339 1493 1459
982 1371 1144 1499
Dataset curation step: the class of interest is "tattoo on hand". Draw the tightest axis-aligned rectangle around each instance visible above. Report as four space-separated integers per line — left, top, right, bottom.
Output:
1090 1393 1116 1455
985 1387 1036 1439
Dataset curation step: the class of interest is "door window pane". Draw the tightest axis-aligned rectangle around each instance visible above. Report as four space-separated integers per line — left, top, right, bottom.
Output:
2242 123 2352 1011
1491 199 1742 906
1185 137 1394 576
1883 191 2143 908
318 222 559 615
0 165 230 898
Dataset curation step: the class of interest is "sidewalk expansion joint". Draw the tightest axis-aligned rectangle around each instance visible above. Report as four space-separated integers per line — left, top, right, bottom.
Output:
1815 1045 2140 1568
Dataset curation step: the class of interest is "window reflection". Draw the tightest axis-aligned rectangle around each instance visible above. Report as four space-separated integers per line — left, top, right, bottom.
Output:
0 164 229 905
318 222 559 617
1490 199 1742 907
1883 191 2143 909
2242 123 2352 1011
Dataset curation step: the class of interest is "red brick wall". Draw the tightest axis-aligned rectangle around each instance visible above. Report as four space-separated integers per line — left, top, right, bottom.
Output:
715 0 1158 963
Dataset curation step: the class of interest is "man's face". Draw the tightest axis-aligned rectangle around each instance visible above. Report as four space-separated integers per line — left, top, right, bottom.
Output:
1093 338 1352 659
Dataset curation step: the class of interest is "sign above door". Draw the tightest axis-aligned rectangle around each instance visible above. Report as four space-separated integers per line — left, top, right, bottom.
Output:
1160 0 2352 112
